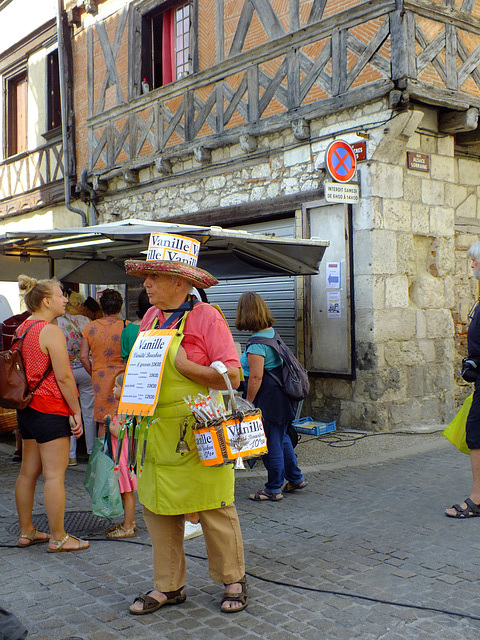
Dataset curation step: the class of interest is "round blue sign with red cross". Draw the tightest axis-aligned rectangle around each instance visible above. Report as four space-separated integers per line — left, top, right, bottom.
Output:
325 140 357 183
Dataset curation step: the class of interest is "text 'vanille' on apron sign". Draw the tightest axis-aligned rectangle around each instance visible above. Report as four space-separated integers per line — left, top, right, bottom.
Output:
117 329 176 415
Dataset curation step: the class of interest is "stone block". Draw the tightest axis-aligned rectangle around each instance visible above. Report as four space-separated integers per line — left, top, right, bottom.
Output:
251 163 272 179
420 134 437 154
410 273 445 308
416 310 427 339
284 144 311 168
371 230 397 274
396 233 416 276
374 308 417 341
458 157 480 185
383 198 412 231
339 399 390 430
437 134 454 157
354 275 385 310
406 365 427 397
385 275 409 308
429 206 454 237
403 174 422 203
370 163 404 198
431 236 455 277
408 132 421 150
456 194 477 218
354 309 375 341
430 155 455 182
411 203 430 234
353 194 375 231
444 277 455 309
425 309 454 338
421 179 444 205
384 340 425 366
418 338 436 362
389 397 441 426
444 183 468 208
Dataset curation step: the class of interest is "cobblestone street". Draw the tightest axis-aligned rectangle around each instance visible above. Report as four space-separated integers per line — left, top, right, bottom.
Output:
1 432 480 639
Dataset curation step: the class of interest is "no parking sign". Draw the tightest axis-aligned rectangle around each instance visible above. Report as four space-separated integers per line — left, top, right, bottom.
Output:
325 140 357 183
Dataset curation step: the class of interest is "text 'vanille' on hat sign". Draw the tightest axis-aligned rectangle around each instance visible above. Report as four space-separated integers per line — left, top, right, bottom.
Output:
146 233 200 265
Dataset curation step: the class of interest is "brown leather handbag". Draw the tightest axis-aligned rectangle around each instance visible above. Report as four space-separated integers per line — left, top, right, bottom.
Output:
0 321 52 410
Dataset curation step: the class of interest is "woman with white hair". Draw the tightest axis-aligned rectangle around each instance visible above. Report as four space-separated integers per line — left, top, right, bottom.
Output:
446 241 480 518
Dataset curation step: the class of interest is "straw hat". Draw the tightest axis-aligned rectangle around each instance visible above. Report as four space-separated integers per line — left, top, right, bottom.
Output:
125 233 218 289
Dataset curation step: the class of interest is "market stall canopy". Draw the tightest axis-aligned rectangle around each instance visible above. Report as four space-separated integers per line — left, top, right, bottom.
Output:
0 219 329 284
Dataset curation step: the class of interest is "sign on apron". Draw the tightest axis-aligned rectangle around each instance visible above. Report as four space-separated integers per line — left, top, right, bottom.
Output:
117 329 176 415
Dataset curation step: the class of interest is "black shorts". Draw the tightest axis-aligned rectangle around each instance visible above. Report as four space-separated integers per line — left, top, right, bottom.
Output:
17 406 71 444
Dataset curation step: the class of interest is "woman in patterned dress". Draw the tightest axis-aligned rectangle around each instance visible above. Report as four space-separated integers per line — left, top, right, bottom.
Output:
80 289 127 437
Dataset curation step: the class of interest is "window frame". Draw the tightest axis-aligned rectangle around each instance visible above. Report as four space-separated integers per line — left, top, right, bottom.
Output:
45 48 62 136
129 0 197 99
3 61 28 158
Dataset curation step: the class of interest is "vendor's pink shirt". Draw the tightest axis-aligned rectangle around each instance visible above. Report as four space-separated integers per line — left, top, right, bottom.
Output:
140 302 240 368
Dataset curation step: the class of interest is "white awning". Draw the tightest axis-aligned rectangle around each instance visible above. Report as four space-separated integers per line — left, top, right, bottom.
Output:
0 219 328 284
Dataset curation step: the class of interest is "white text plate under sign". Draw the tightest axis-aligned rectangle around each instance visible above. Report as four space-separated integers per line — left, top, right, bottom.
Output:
324 181 359 203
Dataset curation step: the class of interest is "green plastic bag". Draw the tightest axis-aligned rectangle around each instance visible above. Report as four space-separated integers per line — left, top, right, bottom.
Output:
84 436 124 518
442 394 473 456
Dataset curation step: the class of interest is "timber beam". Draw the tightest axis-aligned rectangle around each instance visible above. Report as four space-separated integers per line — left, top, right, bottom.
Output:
239 134 258 153
292 119 310 140
193 146 212 164
439 108 479 134
155 157 173 174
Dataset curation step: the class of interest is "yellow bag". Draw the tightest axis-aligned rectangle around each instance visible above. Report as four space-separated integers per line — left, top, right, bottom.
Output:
442 394 473 455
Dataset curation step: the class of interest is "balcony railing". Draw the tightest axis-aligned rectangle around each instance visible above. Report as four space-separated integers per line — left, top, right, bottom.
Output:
0 138 64 202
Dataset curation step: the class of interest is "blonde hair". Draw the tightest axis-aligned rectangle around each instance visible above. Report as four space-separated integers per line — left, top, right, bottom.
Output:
66 291 85 313
235 292 275 332
18 275 58 312
115 373 124 388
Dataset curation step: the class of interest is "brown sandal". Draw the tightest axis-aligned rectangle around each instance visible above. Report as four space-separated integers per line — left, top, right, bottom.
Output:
129 588 186 615
282 480 309 493
221 576 248 613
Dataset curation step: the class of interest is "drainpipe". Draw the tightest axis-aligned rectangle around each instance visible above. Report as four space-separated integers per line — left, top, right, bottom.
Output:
57 0 87 226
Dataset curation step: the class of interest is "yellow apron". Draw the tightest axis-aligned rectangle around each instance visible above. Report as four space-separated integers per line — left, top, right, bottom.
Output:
136 313 235 515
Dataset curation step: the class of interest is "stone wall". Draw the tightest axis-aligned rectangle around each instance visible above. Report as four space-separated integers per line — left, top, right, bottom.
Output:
94 99 475 431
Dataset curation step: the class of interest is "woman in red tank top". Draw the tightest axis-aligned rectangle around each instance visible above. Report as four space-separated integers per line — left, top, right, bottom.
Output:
14 275 89 553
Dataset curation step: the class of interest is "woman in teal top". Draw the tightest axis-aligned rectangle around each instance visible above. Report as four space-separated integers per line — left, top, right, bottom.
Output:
236 292 307 501
121 290 151 360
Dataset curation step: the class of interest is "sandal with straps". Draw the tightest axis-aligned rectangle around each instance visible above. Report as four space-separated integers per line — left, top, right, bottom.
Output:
129 588 186 615
107 524 136 539
47 534 89 553
221 576 248 613
17 529 50 547
445 498 480 518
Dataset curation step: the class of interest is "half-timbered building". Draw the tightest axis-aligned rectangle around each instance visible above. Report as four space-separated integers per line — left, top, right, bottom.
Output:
5 0 480 430
0 0 88 304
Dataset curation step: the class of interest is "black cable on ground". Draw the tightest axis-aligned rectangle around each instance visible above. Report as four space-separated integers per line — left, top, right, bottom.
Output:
296 428 445 449
2 537 479 622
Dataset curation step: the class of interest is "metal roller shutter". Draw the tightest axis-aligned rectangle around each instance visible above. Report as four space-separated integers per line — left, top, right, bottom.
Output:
207 218 297 352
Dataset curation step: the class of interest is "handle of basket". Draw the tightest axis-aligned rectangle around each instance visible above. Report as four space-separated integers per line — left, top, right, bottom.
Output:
210 360 237 412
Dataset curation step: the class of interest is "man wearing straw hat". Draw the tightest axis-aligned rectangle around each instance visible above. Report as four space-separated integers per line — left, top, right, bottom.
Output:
124 233 247 615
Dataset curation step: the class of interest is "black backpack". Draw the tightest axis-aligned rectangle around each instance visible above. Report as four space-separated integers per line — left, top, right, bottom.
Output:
246 330 310 400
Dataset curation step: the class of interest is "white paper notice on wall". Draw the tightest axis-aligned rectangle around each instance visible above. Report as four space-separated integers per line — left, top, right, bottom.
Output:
327 291 341 318
326 262 341 289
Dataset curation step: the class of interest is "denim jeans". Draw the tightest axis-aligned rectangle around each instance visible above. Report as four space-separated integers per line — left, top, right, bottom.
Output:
252 366 304 494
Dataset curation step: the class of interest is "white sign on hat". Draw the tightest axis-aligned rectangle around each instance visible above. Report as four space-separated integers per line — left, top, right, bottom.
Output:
146 233 200 266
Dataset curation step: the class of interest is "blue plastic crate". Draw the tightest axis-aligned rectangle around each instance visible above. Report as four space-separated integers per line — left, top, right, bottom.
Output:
292 417 336 436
